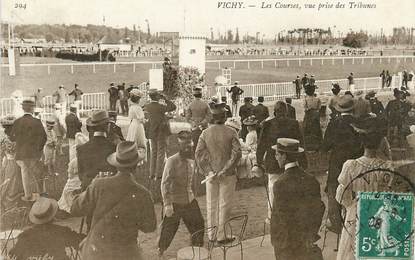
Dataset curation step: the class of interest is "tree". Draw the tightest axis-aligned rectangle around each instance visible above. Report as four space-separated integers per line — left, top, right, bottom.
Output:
234 28 240 44
343 32 369 48
227 30 233 43
45 33 54 42
124 27 129 39
64 30 71 43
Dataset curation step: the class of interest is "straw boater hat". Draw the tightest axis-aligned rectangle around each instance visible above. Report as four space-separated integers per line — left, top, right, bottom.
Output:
86 110 110 127
225 118 242 131
107 141 142 168
272 138 304 153
29 197 58 224
0 115 16 126
243 115 258 126
334 95 355 112
130 89 143 97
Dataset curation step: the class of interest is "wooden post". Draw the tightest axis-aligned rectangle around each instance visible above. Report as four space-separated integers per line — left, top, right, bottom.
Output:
310 59 313 66
371 58 373 64
388 57 391 63
47 65 50 75
342 58 345 65
274 60 277 67
299 59 301 67
133 63 135 72
218 61 221 69
380 58 382 64
261 60 264 69
362 58 364 64
321 59 324 65
287 60 289 67
113 64 116 73
247 61 250 69
332 58 334 65
352 57 355 65
71 65 74 74
233 61 236 69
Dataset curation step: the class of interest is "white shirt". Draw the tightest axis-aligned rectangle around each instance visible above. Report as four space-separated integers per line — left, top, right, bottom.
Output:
285 161 299 170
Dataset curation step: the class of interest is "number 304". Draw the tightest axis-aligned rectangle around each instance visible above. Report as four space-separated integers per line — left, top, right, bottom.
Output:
14 3 26 9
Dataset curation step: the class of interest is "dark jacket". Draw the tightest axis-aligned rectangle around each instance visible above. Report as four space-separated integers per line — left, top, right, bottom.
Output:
287 104 296 120
239 103 254 121
65 112 82 139
369 98 385 118
385 99 411 128
10 114 47 160
321 114 363 187
71 173 156 260
144 100 176 139
10 223 84 260
108 87 119 100
256 116 302 174
77 135 116 190
108 122 125 145
271 165 324 258
252 103 270 124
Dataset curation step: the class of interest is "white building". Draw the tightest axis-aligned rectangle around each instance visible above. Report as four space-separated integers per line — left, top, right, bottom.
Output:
179 35 206 74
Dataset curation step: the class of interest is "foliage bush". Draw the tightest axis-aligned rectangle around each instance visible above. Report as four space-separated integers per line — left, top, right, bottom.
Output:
342 32 369 48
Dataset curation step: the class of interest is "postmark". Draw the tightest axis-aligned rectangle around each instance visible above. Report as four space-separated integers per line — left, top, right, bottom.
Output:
356 192 414 259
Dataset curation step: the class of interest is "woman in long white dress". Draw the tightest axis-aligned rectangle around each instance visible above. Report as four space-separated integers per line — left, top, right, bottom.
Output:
126 89 147 150
335 117 393 260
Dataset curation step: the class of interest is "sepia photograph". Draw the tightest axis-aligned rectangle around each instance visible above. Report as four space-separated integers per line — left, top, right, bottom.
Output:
0 0 414 259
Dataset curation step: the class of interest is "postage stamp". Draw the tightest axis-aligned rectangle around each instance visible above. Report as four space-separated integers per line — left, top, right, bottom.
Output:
357 192 414 260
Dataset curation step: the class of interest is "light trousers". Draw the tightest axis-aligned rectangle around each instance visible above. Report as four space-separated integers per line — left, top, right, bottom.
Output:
267 174 281 219
16 159 39 198
206 175 237 241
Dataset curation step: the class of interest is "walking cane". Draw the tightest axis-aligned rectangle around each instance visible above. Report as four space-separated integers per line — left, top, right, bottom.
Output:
79 217 85 234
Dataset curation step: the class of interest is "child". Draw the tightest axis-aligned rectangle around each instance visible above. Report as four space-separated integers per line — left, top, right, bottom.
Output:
58 133 88 213
44 120 58 179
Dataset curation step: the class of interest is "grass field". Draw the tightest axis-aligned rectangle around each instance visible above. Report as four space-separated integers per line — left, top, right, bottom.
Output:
1 56 415 98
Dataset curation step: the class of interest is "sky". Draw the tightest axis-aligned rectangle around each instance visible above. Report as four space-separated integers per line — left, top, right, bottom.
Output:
1 0 414 37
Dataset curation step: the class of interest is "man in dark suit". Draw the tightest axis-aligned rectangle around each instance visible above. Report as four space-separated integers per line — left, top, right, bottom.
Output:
71 141 156 260
301 73 309 89
226 82 244 116
107 110 125 146
292 76 301 99
321 95 363 234
221 96 233 119
65 105 82 161
77 110 116 191
252 96 269 124
108 83 119 112
239 97 254 141
144 90 176 181
271 138 324 260
285 97 296 120
11 99 47 201
255 101 303 221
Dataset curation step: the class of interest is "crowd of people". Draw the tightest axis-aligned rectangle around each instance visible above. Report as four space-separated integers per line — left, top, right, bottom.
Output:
1 67 415 259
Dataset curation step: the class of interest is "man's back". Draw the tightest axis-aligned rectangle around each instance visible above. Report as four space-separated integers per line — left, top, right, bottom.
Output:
144 100 176 139
271 167 324 249
77 136 116 189
186 99 211 127
239 103 254 120
11 114 46 160
65 113 82 139
252 104 269 123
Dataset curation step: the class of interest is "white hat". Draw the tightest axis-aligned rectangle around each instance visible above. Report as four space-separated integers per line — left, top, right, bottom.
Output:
410 125 415 134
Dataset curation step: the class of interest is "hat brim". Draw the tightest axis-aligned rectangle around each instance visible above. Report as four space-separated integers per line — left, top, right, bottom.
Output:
271 145 304 153
86 118 109 127
106 152 140 168
29 199 58 225
333 104 354 113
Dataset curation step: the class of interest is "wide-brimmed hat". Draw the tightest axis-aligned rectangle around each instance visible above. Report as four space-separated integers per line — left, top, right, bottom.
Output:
86 110 110 127
243 115 258 126
22 99 35 107
46 120 55 127
210 102 227 115
272 138 304 153
192 87 203 95
29 197 58 224
130 89 144 98
107 141 141 168
225 117 241 131
334 95 355 112
258 96 264 102
351 117 386 135
0 115 16 126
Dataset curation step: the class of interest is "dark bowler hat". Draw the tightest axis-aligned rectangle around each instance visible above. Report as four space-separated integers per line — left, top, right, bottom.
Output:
366 90 376 98
334 95 354 112
210 102 227 114
331 83 341 91
258 96 264 103
29 197 58 225
107 141 141 168
177 130 192 141
393 88 403 97
274 101 287 113
351 117 386 135
193 87 203 95
243 115 258 126
22 99 35 107
108 111 117 121
272 138 304 153
221 96 227 102
86 110 110 127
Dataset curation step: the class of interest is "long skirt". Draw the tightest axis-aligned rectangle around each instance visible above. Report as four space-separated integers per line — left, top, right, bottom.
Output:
0 158 24 210
126 119 147 149
303 110 322 151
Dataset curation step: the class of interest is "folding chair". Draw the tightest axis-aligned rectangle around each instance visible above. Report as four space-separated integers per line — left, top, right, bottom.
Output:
176 226 218 260
219 214 248 260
